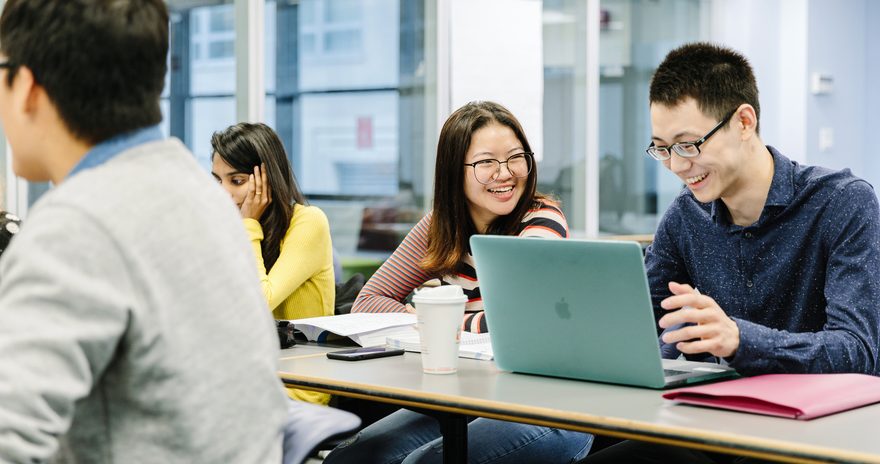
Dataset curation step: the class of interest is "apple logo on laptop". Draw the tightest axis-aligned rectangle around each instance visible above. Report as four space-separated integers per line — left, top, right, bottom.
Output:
555 298 571 319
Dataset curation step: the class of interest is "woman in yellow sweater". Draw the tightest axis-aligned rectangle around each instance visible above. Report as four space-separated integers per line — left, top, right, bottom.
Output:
211 122 334 404
211 122 335 320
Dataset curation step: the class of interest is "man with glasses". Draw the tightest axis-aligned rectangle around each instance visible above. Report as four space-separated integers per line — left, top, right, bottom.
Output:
0 1 287 462
584 42 880 462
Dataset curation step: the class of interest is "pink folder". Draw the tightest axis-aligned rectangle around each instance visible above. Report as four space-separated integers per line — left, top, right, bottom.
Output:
662 374 880 420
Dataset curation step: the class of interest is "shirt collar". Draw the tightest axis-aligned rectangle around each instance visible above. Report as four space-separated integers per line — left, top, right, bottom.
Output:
763 146 795 207
710 146 794 225
67 125 164 179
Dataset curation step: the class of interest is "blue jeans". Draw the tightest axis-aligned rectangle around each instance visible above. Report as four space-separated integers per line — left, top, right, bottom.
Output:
324 409 593 464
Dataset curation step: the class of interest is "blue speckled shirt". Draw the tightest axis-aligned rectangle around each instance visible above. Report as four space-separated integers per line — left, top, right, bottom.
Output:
646 147 880 376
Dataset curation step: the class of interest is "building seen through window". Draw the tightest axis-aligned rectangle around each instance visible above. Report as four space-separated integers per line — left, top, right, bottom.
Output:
161 0 431 265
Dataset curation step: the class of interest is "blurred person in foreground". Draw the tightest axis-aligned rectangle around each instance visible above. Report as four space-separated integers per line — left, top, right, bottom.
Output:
0 1 287 462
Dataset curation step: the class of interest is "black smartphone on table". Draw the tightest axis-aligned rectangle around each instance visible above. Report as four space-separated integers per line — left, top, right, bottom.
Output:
326 347 406 361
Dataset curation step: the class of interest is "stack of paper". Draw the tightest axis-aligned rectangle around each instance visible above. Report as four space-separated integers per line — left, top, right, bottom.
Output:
289 313 417 347
385 326 494 361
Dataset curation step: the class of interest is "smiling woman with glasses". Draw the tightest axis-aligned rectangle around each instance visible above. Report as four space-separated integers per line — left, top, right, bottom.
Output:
350 101 566 330
645 109 736 160
324 101 593 464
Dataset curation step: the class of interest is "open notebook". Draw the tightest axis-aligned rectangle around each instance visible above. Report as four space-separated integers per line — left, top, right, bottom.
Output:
386 326 494 361
289 313 417 347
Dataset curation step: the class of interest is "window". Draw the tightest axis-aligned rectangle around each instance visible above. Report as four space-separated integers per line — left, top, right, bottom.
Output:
209 8 234 32
192 5 236 64
268 0 433 256
166 1 237 169
595 0 703 234
208 40 234 59
298 0 364 59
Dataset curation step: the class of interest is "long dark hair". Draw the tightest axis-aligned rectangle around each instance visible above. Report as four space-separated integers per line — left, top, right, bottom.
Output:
422 101 544 277
211 122 307 271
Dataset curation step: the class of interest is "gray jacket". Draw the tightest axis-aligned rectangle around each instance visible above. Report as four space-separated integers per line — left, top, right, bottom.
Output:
0 139 287 463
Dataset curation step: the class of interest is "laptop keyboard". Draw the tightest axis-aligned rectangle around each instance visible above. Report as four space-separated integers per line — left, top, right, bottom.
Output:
663 369 692 377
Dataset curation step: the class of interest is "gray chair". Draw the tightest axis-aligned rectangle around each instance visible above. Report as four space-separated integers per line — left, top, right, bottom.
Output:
282 399 361 464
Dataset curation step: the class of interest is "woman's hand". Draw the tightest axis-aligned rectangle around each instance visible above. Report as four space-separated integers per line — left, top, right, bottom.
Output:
240 164 272 220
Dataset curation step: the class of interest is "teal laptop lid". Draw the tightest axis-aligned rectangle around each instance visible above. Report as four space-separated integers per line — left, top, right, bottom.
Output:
470 236 734 389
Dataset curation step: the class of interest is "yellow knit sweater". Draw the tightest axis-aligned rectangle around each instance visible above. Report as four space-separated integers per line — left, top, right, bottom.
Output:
244 205 335 404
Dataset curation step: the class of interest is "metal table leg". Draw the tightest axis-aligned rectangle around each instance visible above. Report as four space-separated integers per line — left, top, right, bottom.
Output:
408 407 469 463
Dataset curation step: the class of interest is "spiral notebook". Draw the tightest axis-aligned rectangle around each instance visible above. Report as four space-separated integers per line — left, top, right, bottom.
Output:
663 373 880 420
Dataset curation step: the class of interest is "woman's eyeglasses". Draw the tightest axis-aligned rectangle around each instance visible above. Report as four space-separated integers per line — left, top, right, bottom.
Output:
464 152 533 185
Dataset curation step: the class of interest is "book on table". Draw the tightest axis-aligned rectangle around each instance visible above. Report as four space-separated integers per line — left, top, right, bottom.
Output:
288 313 417 347
385 326 494 361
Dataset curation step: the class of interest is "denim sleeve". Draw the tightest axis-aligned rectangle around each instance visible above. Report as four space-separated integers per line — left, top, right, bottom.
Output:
733 180 880 375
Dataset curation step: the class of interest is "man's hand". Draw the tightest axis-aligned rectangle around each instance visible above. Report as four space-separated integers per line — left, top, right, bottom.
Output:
240 164 272 220
658 281 740 358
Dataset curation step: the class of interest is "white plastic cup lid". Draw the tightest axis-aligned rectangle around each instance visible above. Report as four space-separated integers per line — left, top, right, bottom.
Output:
412 285 467 304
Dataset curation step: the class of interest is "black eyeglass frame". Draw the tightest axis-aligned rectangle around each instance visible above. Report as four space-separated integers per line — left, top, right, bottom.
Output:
645 109 737 161
463 152 534 185
0 61 15 70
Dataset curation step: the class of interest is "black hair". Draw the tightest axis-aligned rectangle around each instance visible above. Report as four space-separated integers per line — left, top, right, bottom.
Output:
211 123 307 272
0 0 169 144
650 42 760 132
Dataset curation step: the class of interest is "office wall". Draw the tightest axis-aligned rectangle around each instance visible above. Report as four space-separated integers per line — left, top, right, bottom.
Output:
710 0 875 187
449 0 544 158
708 0 808 163
865 1 880 188
805 0 868 178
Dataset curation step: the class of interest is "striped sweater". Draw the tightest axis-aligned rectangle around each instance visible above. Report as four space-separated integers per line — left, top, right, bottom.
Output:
352 201 568 332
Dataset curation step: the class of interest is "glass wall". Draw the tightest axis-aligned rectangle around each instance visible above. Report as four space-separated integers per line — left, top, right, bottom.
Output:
4 0 878 245
500 0 703 236
596 0 702 235
268 0 434 257
2 0 701 243
540 0 589 232
165 0 437 264
168 1 237 169
161 0 699 248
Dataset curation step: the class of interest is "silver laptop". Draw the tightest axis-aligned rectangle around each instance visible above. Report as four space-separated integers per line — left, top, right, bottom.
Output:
470 235 737 389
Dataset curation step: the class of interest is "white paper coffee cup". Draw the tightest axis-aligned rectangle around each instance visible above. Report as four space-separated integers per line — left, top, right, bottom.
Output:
412 285 468 374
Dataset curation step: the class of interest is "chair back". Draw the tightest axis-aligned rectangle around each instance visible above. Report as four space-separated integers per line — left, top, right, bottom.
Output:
334 273 365 315
281 399 361 464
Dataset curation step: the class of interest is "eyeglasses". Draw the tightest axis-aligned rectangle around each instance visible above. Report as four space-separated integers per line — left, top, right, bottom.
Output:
645 110 736 161
463 152 533 185
0 61 14 70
